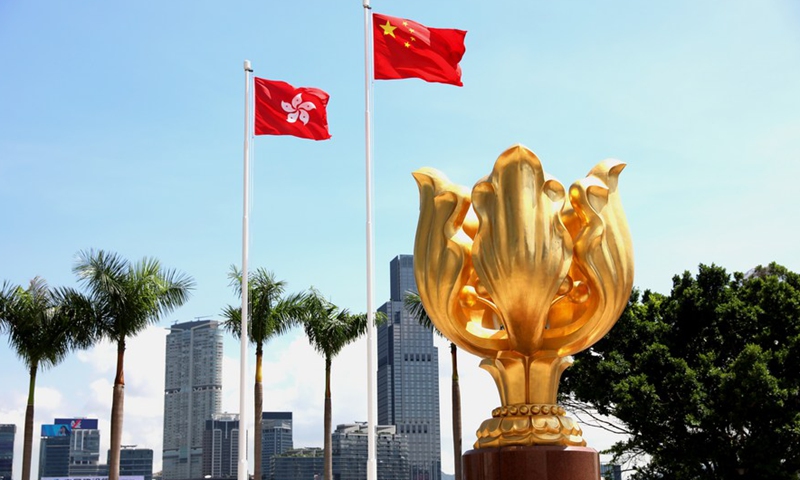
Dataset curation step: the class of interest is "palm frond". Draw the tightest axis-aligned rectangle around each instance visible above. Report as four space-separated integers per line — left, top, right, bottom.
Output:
227 265 244 296
55 287 101 350
73 249 127 297
1 278 98 371
404 290 444 338
73 250 194 342
155 268 196 317
220 305 243 338
302 289 370 359
222 267 303 345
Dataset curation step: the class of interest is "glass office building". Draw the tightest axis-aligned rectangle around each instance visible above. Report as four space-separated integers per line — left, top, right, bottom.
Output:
0 425 15 480
261 412 292 480
38 426 70 480
113 446 154 480
202 413 240 479
332 423 409 480
272 448 323 480
378 255 442 480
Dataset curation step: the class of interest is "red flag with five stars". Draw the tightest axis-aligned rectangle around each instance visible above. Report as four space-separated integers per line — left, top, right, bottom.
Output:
253 77 331 140
372 13 466 86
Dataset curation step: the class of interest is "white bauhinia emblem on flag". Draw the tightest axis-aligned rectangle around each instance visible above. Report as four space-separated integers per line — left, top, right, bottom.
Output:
281 93 316 125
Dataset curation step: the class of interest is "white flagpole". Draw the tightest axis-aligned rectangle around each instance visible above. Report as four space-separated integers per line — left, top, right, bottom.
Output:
239 59 253 480
362 3 377 480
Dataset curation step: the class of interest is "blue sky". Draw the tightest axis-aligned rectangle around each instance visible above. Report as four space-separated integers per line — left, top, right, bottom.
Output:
1 0 799 478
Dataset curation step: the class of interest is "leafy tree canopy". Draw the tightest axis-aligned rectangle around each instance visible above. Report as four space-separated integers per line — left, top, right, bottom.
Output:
561 263 800 480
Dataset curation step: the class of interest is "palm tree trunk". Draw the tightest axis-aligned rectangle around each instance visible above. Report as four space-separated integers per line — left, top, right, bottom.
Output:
108 339 126 480
21 363 37 480
324 356 332 480
254 345 264 480
451 343 462 480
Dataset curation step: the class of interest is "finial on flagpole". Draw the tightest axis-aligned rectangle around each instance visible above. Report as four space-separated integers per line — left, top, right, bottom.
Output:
244 59 253 72
363 0 371 9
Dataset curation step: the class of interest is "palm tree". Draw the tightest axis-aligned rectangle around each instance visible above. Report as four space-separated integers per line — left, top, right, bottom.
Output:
73 249 194 480
0 277 97 480
300 289 371 480
221 266 306 480
405 291 462 480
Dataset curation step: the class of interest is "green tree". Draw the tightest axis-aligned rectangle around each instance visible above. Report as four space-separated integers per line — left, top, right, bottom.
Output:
221 266 306 480
0 277 96 480
300 289 371 480
562 263 800 480
405 291 463 480
73 249 194 480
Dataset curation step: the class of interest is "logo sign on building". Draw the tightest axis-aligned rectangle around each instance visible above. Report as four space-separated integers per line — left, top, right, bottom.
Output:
54 418 99 430
41 424 71 437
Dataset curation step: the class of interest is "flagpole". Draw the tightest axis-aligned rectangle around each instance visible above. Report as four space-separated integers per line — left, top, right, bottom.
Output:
239 58 252 480
362 2 377 480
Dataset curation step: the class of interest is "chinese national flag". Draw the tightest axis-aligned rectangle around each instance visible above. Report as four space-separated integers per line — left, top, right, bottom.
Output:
372 13 466 86
253 77 331 140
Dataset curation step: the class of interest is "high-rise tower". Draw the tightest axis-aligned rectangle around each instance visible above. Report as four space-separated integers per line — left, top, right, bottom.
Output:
115 446 154 480
202 413 240 479
261 412 292 480
377 254 441 480
332 423 409 480
38 418 103 479
56 418 101 476
162 320 223 480
0 425 15 480
38 424 70 480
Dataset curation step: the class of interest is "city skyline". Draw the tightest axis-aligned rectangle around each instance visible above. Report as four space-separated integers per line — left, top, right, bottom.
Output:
2 1 799 479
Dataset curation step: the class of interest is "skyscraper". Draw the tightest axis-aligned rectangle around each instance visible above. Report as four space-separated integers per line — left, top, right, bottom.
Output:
601 464 622 480
332 423 409 480
113 446 154 480
0 425 15 480
202 413 240 479
162 320 223 480
261 412 292 480
378 254 442 480
55 418 101 477
38 424 70 480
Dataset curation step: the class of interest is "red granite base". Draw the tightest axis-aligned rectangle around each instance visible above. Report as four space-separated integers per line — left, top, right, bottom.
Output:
463 446 600 480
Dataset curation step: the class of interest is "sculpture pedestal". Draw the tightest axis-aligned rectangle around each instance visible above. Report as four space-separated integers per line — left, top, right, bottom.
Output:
463 446 600 480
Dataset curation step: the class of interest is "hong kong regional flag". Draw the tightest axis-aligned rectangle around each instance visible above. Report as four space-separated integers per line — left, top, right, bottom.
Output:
253 77 331 140
373 13 466 86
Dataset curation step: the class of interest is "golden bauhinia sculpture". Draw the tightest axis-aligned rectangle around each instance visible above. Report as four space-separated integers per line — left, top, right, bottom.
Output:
413 144 634 448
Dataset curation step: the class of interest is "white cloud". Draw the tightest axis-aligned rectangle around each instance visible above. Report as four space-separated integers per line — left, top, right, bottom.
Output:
76 339 116 375
0 401 26 426
87 378 114 411
32 386 64 412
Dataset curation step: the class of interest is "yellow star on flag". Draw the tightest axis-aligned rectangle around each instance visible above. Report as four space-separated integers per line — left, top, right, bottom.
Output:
371 11 466 86
380 20 397 38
